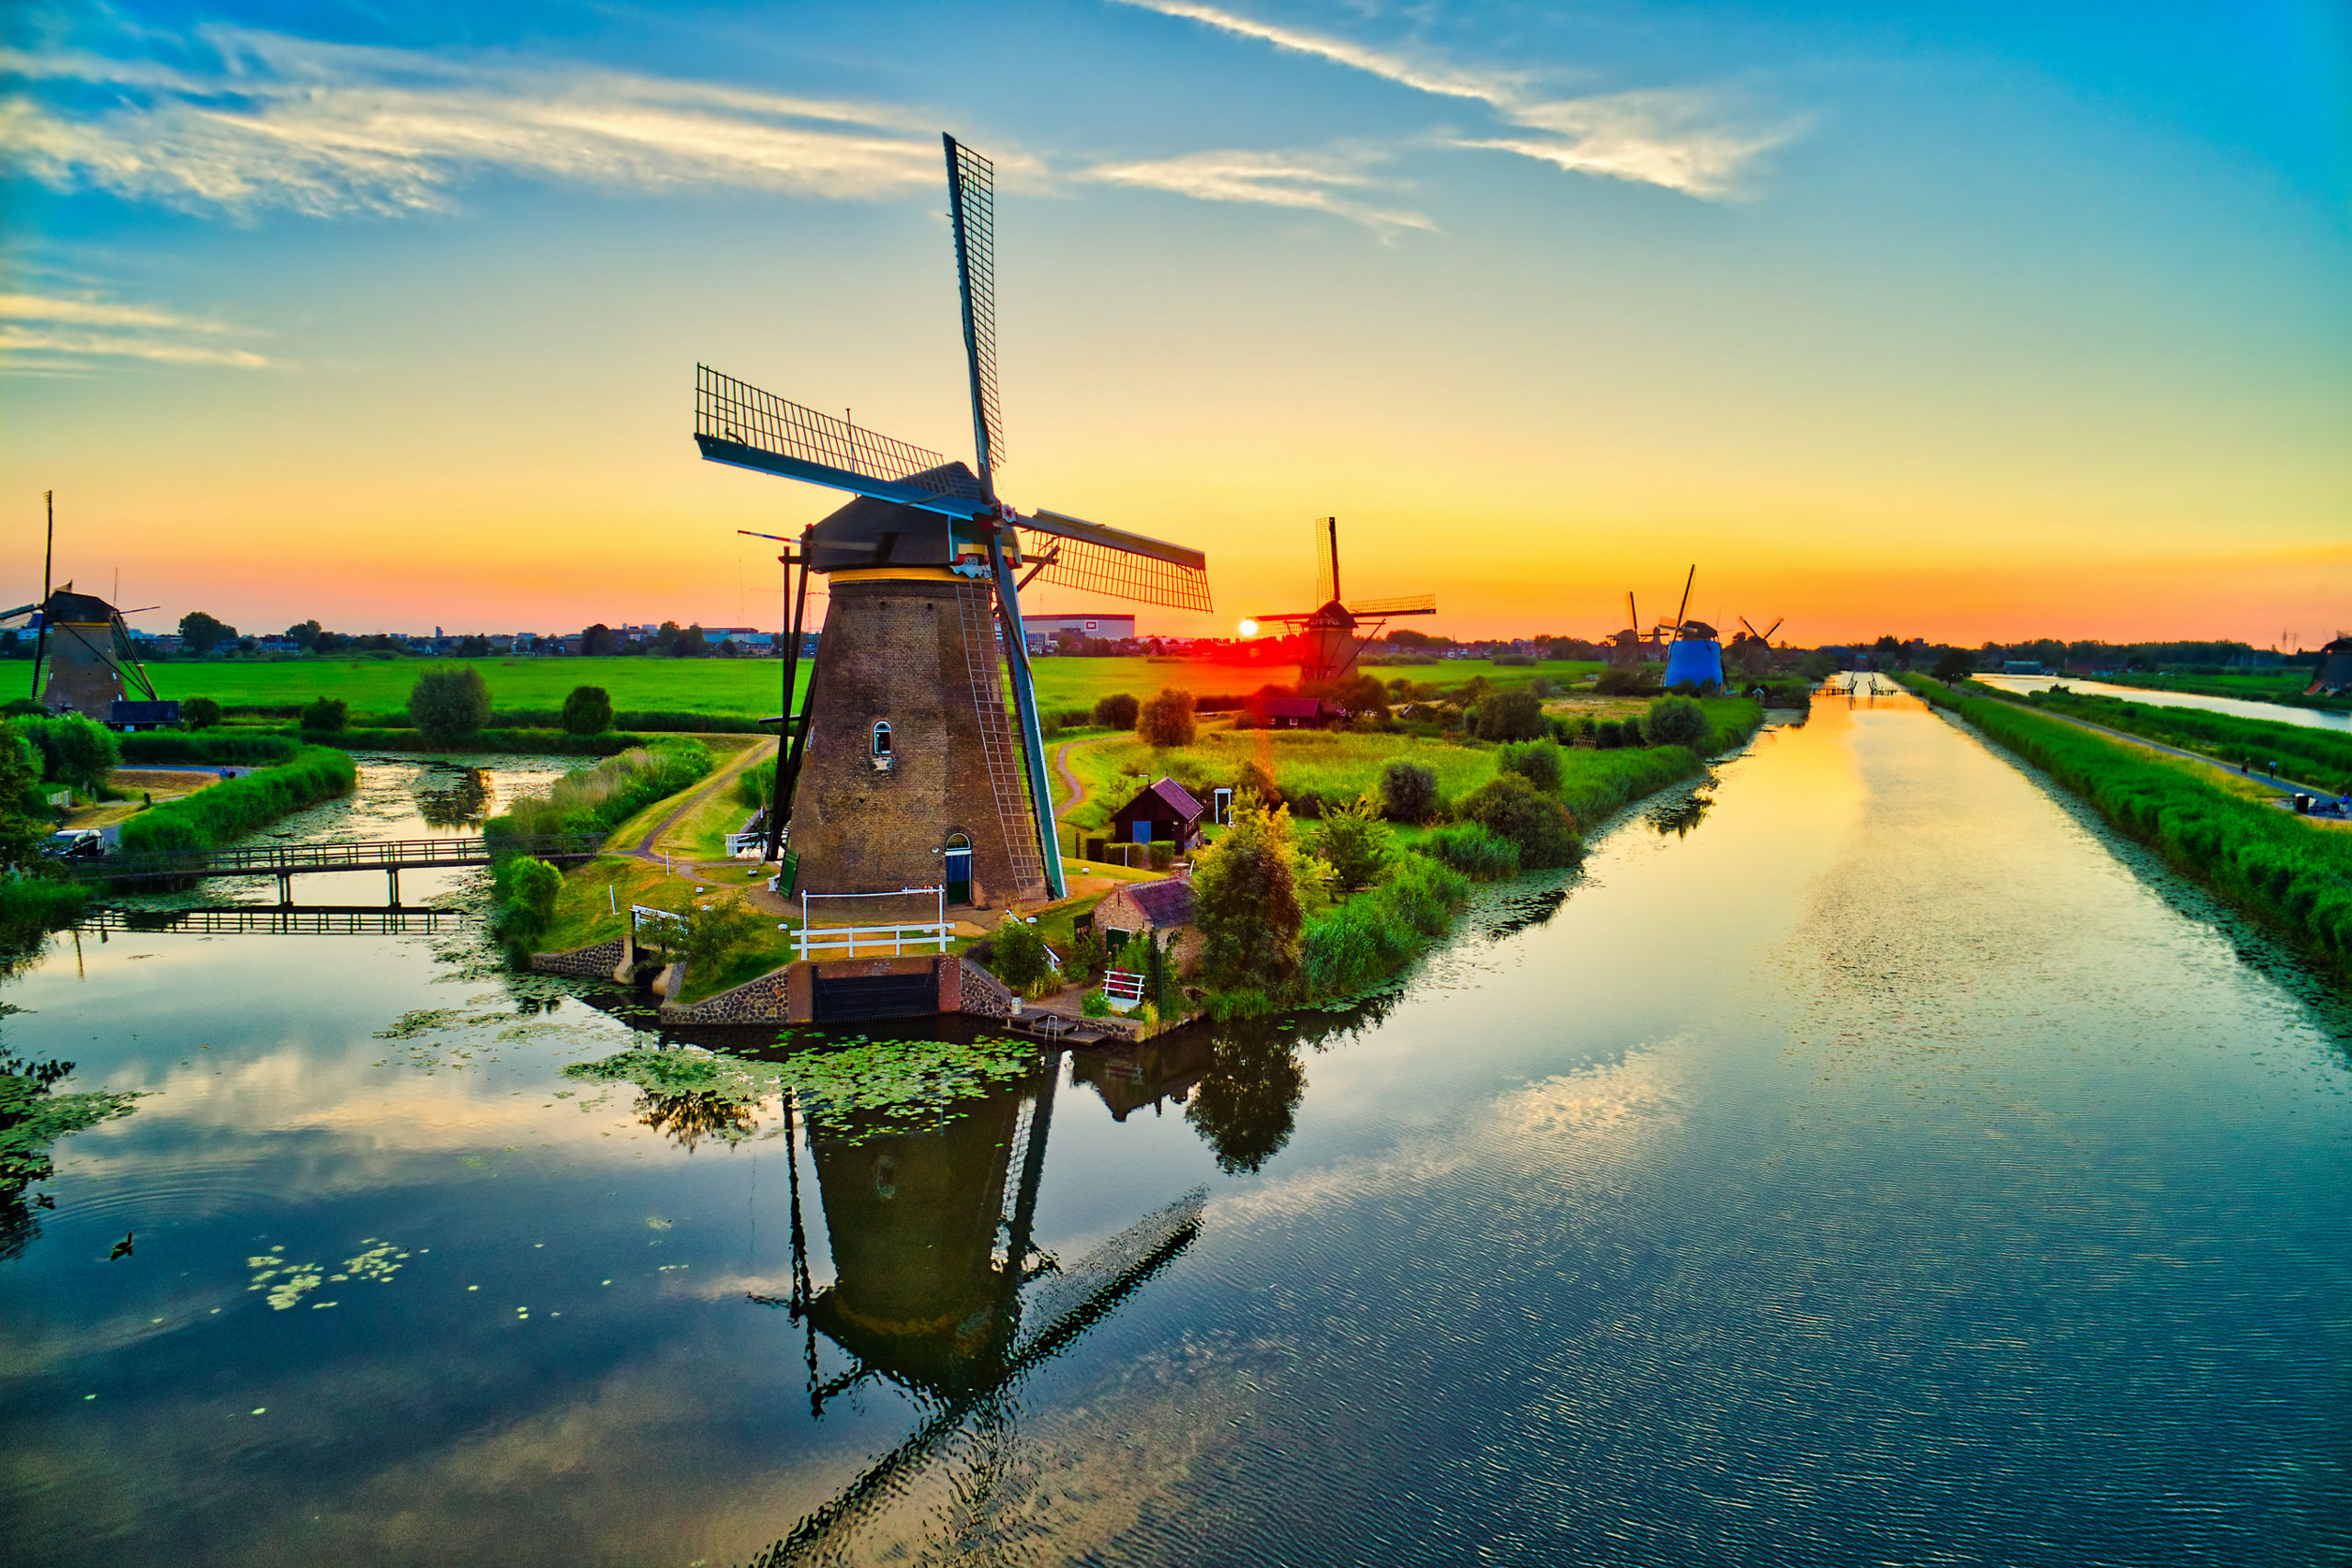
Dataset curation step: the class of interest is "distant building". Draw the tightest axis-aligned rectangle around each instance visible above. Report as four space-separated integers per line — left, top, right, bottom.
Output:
108 699 182 731
1108 777 1206 846
1024 612 1136 653
2004 660 2044 675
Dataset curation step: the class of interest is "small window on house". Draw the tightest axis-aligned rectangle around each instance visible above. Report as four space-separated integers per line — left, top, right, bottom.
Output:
872 721 892 756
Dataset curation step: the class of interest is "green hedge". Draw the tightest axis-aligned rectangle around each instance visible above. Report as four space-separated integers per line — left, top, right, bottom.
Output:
287 728 649 756
0 878 88 944
118 746 358 854
119 733 298 766
1905 676 2352 978
1300 853 1471 998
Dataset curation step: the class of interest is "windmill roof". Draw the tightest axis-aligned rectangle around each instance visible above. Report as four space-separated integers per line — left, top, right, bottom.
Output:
43 590 117 624
805 463 986 573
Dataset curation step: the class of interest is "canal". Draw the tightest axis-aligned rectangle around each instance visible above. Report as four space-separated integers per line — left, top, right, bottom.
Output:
2 696 2346 1565
1977 671 2352 733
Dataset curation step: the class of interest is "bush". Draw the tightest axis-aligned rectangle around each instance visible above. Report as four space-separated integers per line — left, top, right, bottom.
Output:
989 919 1054 990
1238 756 1283 810
682 893 765 976
735 758 778 811
119 732 296 766
1377 760 1440 823
1417 822 1521 880
561 685 616 736
1312 794 1393 890
179 696 223 731
118 746 356 854
1081 987 1113 1017
1457 773 1583 869
1499 739 1564 794
1645 695 1711 751
1299 854 1469 998
408 666 492 743
1593 668 1657 696
299 697 348 733
490 856 563 956
1137 687 1197 748
1148 840 1175 872
17 714 120 793
1473 688 1548 742
1093 692 1140 729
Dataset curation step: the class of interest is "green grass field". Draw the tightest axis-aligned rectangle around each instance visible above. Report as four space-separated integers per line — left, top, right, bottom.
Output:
119 652 1600 724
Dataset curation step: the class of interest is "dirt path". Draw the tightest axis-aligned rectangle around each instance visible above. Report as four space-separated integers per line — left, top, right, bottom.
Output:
1052 737 1091 813
630 738 776 860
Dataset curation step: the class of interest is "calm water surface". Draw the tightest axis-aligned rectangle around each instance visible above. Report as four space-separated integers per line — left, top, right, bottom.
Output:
3 698 2347 1565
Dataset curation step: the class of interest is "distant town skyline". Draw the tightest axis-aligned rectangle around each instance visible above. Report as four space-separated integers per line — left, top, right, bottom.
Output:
3 1 2345 644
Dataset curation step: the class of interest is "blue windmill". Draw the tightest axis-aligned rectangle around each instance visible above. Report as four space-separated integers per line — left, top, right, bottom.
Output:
694 137 1212 910
1656 564 1724 692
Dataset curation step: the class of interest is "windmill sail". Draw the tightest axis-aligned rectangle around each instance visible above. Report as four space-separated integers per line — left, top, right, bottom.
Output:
695 367 989 515
945 134 1005 486
1018 510 1212 613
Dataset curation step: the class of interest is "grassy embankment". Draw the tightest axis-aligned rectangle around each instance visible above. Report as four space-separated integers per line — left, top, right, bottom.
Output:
2014 686 2352 796
2104 671 2349 715
1905 675 2352 980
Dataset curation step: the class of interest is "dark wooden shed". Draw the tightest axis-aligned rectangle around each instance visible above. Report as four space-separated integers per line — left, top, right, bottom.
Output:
1108 777 1205 844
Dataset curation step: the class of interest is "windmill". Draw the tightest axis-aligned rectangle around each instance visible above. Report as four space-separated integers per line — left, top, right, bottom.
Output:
1250 517 1435 683
1728 615 1785 679
0 492 164 721
1650 564 1724 692
746 1057 1205 1564
1606 591 1649 672
695 136 1212 908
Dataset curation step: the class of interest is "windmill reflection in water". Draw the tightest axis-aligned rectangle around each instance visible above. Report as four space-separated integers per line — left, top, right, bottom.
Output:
743 1046 1205 1565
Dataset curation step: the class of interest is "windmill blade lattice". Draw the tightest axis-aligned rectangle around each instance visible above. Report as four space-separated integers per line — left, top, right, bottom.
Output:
695 367 988 513
945 135 1005 482
1345 593 1436 617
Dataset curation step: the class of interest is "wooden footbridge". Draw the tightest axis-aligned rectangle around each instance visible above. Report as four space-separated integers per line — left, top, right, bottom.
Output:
69 833 605 903
76 904 471 937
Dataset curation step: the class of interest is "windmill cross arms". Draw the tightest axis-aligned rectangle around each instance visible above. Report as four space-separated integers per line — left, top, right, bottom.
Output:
695 366 990 519
1344 594 1436 617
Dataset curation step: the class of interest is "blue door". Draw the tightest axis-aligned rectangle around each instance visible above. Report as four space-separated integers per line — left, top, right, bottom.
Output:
944 834 972 905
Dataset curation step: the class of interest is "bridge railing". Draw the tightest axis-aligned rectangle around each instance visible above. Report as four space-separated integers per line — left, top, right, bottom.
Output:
72 832 608 881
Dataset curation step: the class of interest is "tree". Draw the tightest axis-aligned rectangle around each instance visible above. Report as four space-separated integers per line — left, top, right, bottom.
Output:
1474 688 1547 741
582 624 618 657
178 696 222 731
1137 686 1197 748
1378 760 1440 823
675 625 708 658
1932 649 1974 683
1238 755 1283 810
1458 773 1582 869
1191 796 1303 994
286 620 322 650
299 697 347 733
0 727 51 872
408 666 492 743
1498 739 1563 793
490 856 563 956
178 611 235 656
1645 695 1711 751
1312 794 1393 890
988 919 1054 993
1093 692 1140 729
561 685 615 736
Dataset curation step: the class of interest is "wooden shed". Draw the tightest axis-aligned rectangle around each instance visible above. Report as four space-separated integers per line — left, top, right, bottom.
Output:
1108 777 1205 845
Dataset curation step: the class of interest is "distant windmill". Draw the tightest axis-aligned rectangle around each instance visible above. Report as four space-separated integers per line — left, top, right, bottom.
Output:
1728 615 1785 679
1251 517 1435 683
1651 564 1724 691
695 136 1212 909
1606 590 1649 672
0 492 164 721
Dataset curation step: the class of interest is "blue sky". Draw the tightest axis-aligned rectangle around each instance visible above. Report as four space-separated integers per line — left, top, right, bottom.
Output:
2 1 2346 641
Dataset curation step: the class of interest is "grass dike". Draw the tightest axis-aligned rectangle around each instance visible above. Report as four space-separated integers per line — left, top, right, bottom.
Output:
1903 674 2352 981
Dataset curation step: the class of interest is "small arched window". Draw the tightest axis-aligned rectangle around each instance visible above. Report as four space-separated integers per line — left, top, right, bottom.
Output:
871 721 892 756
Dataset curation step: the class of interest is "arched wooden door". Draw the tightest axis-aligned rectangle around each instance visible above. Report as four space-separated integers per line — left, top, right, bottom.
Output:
944 832 972 905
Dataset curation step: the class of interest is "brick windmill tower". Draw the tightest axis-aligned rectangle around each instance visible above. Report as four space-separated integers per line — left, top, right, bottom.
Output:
0 494 164 721
695 137 1211 913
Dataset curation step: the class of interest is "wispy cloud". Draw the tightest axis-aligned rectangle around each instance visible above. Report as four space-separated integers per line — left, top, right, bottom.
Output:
0 30 948 218
0 290 269 372
1082 146 1435 233
1109 0 1795 199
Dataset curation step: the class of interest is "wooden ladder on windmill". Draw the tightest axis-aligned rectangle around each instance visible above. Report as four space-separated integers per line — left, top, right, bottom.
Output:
956 581 1046 898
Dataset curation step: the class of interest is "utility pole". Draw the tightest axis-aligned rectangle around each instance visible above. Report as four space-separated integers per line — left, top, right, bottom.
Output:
31 491 53 701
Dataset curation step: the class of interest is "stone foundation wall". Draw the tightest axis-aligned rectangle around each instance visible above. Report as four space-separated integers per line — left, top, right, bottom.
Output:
958 958 1016 1020
531 938 627 978
660 964 796 1025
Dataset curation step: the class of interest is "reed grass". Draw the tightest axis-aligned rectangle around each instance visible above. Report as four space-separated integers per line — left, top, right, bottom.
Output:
486 741 713 843
2012 685 2352 795
117 747 357 854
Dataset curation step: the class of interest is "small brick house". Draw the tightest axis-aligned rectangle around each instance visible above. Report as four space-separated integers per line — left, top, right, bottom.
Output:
1092 876 1202 976
1108 776 1205 845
